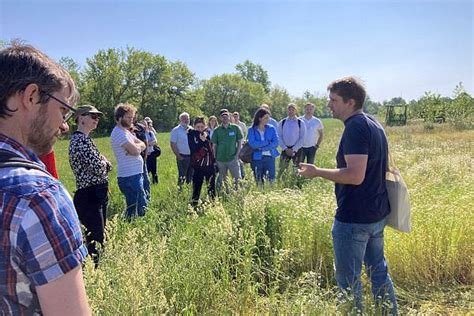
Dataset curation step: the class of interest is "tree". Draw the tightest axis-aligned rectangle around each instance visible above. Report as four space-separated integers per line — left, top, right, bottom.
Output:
235 60 271 94
201 74 267 123
265 85 291 121
80 47 196 132
58 57 81 89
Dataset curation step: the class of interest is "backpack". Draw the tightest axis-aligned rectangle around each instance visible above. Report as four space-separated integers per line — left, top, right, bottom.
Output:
0 149 50 175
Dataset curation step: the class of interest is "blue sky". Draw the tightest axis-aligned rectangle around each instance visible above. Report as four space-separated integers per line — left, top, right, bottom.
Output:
1 0 472 102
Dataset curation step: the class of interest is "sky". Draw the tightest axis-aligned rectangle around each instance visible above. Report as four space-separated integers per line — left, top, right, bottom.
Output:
1 0 473 102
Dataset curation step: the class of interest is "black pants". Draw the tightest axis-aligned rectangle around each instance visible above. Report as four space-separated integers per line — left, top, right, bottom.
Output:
73 183 108 266
299 146 317 164
146 154 158 183
192 165 216 206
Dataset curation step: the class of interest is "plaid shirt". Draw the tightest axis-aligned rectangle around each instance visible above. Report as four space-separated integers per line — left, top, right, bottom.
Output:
0 133 87 315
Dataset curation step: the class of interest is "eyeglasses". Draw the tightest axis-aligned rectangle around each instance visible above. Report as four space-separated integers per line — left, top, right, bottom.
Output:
82 113 100 120
40 91 76 122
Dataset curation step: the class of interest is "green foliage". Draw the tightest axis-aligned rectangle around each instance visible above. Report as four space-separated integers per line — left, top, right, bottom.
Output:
265 85 291 121
79 47 195 132
201 73 267 123
235 60 271 94
293 91 331 118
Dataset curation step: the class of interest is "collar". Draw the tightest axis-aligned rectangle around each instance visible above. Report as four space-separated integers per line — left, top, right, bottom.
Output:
0 132 42 163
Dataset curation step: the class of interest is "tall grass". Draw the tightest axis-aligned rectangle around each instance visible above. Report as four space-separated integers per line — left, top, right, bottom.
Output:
54 119 473 314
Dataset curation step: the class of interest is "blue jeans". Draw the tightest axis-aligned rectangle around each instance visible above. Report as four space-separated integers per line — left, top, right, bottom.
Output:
142 162 150 202
332 218 397 314
251 156 276 185
117 174 148 218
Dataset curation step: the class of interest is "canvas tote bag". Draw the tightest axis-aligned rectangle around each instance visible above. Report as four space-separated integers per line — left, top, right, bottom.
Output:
385 152 412 233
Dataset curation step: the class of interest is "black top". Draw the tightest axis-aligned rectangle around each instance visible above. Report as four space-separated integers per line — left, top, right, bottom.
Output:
187 129 215 168
335 113 390 224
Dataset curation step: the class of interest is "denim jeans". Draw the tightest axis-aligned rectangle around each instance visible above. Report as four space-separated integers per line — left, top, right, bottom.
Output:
117 174 148 218
332 218 398 314
142 162 150 202
251 156 276 185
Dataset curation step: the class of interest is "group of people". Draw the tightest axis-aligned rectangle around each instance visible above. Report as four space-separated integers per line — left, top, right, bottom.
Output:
0 43 397 315
169 103 324 206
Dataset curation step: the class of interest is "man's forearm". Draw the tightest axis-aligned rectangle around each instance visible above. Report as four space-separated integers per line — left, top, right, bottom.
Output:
313 167 363 185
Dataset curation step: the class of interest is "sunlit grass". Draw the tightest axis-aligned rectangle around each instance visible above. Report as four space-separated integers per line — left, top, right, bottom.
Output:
54 119 473 314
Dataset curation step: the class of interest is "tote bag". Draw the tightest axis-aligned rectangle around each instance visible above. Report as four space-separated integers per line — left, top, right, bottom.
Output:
385 153 412 233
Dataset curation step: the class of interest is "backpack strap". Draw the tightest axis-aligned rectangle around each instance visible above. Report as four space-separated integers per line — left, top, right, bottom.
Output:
0 149 51 175
281 118 302 148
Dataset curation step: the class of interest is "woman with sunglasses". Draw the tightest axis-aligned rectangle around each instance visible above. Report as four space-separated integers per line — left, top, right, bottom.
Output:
69 105 112 267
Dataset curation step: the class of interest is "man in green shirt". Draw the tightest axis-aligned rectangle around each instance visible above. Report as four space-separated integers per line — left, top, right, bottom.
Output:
211 109 243 191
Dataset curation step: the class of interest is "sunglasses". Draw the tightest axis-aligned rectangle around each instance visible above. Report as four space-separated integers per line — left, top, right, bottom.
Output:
82 113 100 120
40 91 76 122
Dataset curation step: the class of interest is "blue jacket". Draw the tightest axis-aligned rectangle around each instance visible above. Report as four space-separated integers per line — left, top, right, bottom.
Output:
247 125 280 160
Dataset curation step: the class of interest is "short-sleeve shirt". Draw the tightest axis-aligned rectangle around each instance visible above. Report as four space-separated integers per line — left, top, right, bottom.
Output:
300 116 324 148
170 125 190 155
211 124 243 162
335 113 390 224
111 126 144 178
0 133 87 315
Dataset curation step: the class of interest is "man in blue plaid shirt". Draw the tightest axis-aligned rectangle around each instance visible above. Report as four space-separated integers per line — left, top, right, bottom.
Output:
0 43 90 315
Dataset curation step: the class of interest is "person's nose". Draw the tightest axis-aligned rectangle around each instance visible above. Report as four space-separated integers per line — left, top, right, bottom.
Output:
60 121 70 134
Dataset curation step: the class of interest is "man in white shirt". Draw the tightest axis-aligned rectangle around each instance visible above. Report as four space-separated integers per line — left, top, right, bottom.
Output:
170 112 193 188
299 102 324 164
277 103 306 177
111 103 147 218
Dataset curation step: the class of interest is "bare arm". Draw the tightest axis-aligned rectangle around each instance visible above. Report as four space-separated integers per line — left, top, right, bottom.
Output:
122 139 145 156
37 267 91 316
316 129 324 147
298 154 367 185
170 142 182 160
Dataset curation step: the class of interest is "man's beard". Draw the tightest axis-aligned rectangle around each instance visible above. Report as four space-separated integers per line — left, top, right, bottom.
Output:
120 117 132 128
27 111 57 156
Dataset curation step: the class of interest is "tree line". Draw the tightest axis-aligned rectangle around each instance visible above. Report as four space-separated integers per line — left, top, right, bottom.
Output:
2 41 472 132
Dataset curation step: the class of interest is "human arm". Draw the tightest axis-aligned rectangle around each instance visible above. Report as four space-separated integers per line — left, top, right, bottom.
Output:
298 154 368 185
247 127 268 149
316 129 324 148
292 119 306 152
37 267 90 316
277 120 287 151
259 126 279 151
170 142 182 160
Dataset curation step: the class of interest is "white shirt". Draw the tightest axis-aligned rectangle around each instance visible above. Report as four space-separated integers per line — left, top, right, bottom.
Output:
300 116 324 148
170 124 190 155
111 126 144 177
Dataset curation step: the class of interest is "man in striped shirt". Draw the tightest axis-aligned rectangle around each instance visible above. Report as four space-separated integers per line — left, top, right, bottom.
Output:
0 44 90 315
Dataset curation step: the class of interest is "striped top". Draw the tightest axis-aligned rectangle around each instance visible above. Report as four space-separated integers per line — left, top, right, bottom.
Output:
0 133 87 315
111 126 144 178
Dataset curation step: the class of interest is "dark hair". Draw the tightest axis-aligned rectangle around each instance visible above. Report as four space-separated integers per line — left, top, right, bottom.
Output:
114 103 137 121
193 116 205 126
327 76 366 110
0 42 79 119
252 107 271 127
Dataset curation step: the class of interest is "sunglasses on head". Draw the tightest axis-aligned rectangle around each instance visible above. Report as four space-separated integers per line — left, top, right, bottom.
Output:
82 113 100 120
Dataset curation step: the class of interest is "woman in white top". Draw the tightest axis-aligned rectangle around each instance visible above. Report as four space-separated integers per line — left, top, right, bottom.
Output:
207 115 219 139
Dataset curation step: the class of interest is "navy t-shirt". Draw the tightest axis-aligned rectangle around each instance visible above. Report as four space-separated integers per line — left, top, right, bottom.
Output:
335 113 390 223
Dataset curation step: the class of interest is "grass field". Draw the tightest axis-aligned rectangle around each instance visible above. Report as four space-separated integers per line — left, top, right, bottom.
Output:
53 119 473 314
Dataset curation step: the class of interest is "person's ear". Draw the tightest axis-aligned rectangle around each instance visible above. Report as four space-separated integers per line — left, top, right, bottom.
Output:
21 83 41 111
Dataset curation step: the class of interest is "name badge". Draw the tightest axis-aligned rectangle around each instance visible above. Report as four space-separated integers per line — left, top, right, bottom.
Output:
228 131 235 136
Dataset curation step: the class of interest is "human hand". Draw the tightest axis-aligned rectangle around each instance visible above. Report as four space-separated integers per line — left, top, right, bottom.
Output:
297 163 318 178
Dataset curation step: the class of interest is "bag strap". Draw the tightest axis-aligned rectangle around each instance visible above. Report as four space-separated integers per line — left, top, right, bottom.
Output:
0 149 51 175
281 118 301 148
